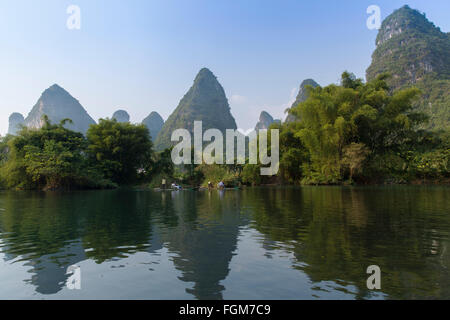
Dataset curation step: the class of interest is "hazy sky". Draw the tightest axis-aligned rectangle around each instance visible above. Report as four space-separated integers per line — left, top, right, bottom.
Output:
0 0 449 134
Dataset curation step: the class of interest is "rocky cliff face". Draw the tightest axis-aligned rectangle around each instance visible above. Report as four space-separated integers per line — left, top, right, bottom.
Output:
285 79 319 123
8 113 25 135
155 68 237 150
23 84 96 134
142 111 164 141
366 5 450 130
112 110 130 123
367 5 449 86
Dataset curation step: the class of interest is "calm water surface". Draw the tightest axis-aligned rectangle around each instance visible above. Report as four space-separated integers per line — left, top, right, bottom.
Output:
0 186 449 300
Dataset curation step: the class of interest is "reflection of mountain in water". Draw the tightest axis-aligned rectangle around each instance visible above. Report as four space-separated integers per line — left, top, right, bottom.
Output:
0 190 161 295
0 189 245 298
159 190 245 300
27 241 86 294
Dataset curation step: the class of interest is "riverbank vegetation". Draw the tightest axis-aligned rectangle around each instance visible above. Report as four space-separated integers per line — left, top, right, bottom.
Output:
0 117 153 190
0 72 448 190
190 72 449 186
253 72 450 184
262 72 449 185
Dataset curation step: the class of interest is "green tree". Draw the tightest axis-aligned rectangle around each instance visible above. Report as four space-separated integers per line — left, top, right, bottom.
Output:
342 143 370 182
289 72 425 184
0 135 12 165
153 147 175 177
276 122 309 184
24 140 77 188
86 118 154 184
241 164 262 186
0 116 108 190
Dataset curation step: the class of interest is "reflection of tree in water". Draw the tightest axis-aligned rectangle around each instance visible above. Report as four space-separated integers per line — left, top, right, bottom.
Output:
0 190 159 294
155 191 179 228
0 192 86 294
0 189 244 298
160 190 244 300
246 186 450 299
81 190 156 262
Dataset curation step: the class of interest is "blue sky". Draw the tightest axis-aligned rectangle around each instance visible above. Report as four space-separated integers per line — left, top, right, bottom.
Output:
0 0 449 134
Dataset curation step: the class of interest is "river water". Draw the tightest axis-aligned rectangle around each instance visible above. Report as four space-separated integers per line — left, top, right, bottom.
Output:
0 186 448 299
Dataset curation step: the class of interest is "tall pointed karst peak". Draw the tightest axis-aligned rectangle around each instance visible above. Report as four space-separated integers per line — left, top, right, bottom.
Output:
155 68 237 150
190 68 225 98
41 84 72 98
368 5 449 84
376 5 442 47
195 67 216 80
285 79 320 123
149 111 163 119
24 84 96 134
366 5 450 130
48 83 65 91
142 111 164 141
143 111 164 124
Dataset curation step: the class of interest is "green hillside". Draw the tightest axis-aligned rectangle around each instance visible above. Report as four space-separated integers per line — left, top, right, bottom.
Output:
366 5 450 130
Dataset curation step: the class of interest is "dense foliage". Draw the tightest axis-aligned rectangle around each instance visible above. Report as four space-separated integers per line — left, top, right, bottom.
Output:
240 72 449 185
86 119 154 184
153 71 448 188
0 118 156 190
0 117 107 190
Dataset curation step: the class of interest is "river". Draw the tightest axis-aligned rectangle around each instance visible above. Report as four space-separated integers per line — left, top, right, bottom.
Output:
0 186 448 299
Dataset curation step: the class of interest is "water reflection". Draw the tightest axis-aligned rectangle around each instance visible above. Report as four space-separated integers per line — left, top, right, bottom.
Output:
0 186 449 299
162 191 243 299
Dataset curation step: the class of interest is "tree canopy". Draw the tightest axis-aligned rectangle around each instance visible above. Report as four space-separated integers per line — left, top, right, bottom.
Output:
0 117 156 190
86 118 154 184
